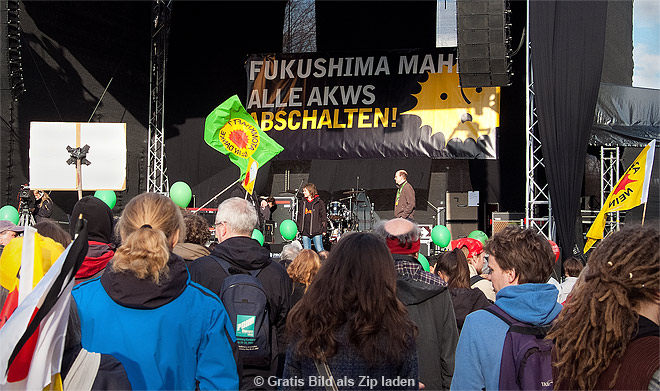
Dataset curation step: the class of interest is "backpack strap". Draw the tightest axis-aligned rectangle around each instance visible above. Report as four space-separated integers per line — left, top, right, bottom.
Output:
484 304 552 336
470 275 485 286
209 254 263 278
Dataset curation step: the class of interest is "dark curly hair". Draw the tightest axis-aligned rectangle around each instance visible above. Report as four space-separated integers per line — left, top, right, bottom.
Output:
181 210 212 245
548 225 660 390
286 232 417 365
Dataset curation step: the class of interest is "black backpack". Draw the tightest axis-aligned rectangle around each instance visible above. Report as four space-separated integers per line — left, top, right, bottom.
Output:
470 275 485 287
212 256 272 367
485 304 555 391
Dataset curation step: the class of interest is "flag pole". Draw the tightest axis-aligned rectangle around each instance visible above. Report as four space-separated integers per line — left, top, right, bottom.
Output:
193 179 241 213
641 202 647 226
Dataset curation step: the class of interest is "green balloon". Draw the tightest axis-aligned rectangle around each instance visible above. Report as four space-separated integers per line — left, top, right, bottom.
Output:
418 253 430 272
170 181 192 208
0 205 20 225
251 229 265 246
94 190 117 209
468 230 488 244
279 219 298 241
431 225 451 248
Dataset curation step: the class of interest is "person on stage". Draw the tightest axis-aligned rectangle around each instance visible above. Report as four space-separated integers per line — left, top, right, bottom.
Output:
394 170 415 221
297 183 327 252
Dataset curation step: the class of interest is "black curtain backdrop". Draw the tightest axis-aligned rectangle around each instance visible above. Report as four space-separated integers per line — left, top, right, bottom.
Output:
530 1 608 256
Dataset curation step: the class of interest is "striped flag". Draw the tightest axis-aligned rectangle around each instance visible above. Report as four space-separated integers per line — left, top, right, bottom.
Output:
0 223 88 390
584 139 656 252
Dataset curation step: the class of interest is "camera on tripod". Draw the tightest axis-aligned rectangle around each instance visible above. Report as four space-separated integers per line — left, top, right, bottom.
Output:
19 184 31 201
18 184 34 214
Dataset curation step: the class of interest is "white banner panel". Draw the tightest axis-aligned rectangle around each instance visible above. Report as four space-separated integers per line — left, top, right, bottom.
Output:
29 122 126 191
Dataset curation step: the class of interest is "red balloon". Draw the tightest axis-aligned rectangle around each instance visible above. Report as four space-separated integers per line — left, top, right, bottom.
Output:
548 240 560 263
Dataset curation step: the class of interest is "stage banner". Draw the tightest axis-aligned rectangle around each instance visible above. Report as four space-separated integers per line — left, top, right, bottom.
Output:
245 48 499 160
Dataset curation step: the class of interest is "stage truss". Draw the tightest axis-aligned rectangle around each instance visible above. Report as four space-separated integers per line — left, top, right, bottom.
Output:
600 146 621 235
147 0 171 194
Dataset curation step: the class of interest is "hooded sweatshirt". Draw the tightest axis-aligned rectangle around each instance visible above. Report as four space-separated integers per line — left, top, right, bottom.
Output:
173 242 210 261
451 283 562 391
394 255 458 391
189 236 292 388
72 253 239 390
70 196 115 281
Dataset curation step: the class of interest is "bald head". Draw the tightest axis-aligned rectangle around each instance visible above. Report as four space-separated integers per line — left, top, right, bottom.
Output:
373 218 421 255
394 170 408 185
374 218 419 243
383 218 415 237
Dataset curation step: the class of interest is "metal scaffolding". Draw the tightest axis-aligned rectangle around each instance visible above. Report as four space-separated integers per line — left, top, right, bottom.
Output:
524 2 554 240
147 0 171 194
600 146 621 234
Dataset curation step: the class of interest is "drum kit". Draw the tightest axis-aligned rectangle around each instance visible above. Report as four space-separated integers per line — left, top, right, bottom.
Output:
325 189 375 244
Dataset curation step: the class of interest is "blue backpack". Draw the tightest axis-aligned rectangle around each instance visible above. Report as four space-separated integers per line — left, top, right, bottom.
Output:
485 304 555 391
212 256 272 367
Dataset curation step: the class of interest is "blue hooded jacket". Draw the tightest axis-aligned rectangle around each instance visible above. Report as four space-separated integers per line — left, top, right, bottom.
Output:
450 283 562 391
73 253 239 390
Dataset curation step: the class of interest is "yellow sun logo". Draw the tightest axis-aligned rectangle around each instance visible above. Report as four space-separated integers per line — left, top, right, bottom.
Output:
402 68 500 146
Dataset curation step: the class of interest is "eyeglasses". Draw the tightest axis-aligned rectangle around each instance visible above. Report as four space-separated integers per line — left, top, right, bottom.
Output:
214 221 226 227
482 253 491 275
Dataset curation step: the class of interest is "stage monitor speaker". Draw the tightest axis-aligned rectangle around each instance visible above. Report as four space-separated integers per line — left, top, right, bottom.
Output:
491 211 524 234
270 196 296 244
447 221 479 239
456 0 512 87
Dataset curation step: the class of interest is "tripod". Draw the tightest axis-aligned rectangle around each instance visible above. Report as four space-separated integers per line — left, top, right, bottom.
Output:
18 198 35 227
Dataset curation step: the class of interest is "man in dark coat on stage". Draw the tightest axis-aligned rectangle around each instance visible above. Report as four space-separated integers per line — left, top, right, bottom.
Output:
394 170 416 221
375 218 458 390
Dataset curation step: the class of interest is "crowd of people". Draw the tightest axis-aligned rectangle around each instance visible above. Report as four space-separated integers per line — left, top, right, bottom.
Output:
0 189 658 391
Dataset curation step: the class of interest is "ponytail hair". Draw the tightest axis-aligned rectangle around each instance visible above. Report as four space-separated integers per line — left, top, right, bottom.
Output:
112 193 185 284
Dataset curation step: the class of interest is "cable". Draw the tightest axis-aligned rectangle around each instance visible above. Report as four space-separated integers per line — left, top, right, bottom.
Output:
510 27 526 57
0 115 20 139
24 35 63 121
88 51 127 122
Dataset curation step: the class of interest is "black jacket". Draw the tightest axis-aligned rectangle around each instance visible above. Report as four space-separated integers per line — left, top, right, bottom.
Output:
448 287 491 332
396 256 458 391
189 236 292 389
296 196 327 236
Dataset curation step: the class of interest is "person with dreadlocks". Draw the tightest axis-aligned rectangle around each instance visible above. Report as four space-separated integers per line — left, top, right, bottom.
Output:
548 225 660 390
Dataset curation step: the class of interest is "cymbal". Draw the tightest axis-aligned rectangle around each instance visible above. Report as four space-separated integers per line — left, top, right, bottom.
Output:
343 189 365 195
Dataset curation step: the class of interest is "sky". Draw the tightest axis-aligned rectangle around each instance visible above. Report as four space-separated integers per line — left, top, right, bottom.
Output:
633 0 660 89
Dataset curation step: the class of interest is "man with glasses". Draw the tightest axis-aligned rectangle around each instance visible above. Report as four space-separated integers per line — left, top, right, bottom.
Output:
188 197 291 390
452 238 496 302
451 226 562 391
0 220 24 256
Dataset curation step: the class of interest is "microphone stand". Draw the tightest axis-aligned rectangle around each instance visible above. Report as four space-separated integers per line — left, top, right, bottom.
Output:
291 179 304 221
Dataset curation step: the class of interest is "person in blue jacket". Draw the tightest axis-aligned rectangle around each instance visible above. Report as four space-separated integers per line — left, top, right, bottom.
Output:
451 226 562 391
73 192 239 390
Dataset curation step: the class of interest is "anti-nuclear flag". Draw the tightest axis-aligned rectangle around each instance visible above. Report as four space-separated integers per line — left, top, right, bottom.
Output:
204 95 284 187
0 223 88 390
584 139 656 252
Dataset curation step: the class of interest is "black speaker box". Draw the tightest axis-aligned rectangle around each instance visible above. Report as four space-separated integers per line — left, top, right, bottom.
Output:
456 0 512 87
269 196 297 244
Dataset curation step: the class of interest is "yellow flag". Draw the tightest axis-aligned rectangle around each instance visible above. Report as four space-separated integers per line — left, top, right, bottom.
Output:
0 233 64 291
584 139 656 252
241 157 259 195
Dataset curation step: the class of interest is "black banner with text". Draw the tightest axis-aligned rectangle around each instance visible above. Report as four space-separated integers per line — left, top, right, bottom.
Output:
245 48 499 160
